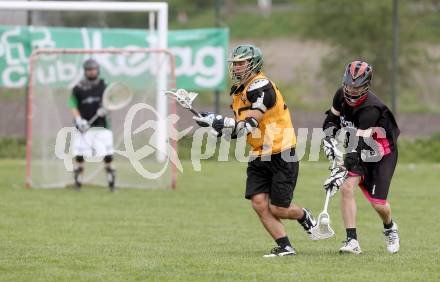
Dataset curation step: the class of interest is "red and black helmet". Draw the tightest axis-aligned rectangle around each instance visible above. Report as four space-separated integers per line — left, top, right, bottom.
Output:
342 61 373 107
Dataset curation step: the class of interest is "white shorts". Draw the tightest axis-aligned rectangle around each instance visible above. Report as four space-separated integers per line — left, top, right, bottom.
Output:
72 128 114 157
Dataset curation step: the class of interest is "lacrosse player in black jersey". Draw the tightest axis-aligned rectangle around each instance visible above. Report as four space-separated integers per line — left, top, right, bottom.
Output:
322 61 400 254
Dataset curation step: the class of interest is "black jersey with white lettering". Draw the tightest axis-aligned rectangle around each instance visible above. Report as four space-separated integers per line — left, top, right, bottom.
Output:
72 79 107 128
332 87 400 155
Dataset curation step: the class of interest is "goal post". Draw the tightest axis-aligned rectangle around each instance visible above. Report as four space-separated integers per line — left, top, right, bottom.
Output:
0 1 179 189
26 48 177 189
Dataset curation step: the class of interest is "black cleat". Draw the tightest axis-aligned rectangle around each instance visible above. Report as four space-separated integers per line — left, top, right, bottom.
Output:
263 245 297 257
299 208 317 239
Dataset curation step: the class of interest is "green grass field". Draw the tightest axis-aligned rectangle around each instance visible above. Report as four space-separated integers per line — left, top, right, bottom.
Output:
1 159 439 281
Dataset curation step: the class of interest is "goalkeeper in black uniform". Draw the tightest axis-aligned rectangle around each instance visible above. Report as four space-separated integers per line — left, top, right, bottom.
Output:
68 58 116 191
322 61 400 254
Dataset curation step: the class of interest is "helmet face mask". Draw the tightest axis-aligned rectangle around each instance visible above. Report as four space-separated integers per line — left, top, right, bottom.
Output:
342 61 372 107
83 58 100 81
84 68 99 80
229 59 253 84
343 84 369 106
228 44 263 84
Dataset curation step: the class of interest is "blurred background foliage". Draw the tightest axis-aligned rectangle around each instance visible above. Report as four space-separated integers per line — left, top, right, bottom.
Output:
27 0 440 113
1 0 439 160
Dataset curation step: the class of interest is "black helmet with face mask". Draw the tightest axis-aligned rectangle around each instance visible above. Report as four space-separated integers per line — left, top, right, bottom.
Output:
83 58 100 81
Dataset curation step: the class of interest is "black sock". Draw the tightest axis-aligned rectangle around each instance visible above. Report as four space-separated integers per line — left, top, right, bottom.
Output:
275 236 291 248
384 220 393 229
106 166 114 173
74 166 83 173
297 209 307 224
346 228 357 240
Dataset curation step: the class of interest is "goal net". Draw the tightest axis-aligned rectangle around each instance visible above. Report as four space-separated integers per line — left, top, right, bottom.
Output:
26 48 177 189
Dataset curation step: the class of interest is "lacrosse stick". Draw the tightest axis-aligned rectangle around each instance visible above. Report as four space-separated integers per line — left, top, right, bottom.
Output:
166 88 239 137
88 81 133 125
165 89 225 137
311 159 338 240
164 89 202 117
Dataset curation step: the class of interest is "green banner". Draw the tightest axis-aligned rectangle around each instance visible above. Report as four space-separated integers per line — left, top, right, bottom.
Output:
0 26 229 91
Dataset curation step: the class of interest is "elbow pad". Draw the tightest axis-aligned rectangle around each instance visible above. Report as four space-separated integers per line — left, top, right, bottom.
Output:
247 79 276 114
323 110 341 137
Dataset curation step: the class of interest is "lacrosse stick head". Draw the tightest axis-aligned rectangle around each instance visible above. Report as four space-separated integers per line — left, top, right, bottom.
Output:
102 82 133 111
165 89 198 110
310 211 335 240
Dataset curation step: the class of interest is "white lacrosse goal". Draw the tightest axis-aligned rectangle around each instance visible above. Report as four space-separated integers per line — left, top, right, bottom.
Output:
26 48 177 189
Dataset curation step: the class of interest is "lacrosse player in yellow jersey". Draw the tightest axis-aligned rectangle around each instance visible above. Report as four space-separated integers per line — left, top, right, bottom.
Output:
194 44 317 257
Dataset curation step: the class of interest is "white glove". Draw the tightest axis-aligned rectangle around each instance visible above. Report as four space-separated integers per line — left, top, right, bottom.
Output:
323 166 348 197
323 136 342 161
193 113 235 131
193 112 216 127
193 114 235 137
96 107 107 117
75 116 90 133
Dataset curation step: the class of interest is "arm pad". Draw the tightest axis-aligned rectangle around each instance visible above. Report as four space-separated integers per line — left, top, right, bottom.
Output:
323 110 341 138
247 79 276 114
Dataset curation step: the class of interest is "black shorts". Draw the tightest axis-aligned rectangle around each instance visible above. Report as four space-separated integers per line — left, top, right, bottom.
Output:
245 149 299 208
348 149 398 204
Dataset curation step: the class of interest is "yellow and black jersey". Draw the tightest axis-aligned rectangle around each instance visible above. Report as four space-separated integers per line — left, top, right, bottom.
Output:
230 72 296 156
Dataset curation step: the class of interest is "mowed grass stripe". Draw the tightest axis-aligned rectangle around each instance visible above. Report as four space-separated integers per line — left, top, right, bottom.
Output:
0 160 439 281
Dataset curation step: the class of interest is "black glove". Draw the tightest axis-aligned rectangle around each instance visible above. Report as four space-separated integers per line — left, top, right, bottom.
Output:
344 151 360 171
212 115 225 132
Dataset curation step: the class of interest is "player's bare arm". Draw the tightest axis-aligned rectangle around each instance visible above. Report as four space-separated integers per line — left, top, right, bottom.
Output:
71 107 81 119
